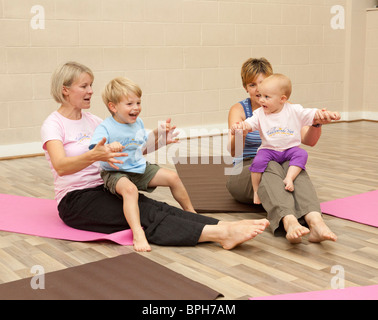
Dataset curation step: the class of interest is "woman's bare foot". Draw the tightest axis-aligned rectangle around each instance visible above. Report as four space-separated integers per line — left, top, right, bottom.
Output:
248 218 270 228
219 219 270 228
220 222 266 250
200 220 268 250
133 228 151 252
305 212 337 243
253 191 261 205
283 178 294 192
283 215 310 244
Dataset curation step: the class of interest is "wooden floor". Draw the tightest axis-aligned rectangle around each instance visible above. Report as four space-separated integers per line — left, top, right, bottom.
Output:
0 121 377 300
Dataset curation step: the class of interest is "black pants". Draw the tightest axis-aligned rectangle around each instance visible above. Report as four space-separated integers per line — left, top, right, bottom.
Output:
58 185 219 246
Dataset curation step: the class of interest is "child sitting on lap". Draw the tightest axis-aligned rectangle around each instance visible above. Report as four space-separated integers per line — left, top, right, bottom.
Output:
90 77 196 252
231 74 339 205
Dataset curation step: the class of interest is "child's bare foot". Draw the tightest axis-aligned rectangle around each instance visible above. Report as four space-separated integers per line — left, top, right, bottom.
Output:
306 212 337 243
283 215 310 244
283 178 294 192
133 228 151 252
253 191 261 205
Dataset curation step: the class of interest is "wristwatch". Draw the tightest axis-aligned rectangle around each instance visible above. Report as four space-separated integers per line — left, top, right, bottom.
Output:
312 124 322 128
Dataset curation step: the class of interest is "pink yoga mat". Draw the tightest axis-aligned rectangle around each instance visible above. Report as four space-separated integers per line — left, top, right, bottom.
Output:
320 190 378 227
0 194 133 245
250 285 378 300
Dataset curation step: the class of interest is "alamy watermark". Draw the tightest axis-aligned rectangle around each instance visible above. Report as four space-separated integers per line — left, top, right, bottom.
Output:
147 124 244 176
331 5 345 30
29 4 346 31
331 265 345 289
30 265 45 290
30 5 45 30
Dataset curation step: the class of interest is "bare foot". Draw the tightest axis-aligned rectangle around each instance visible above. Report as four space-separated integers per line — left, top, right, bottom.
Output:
133 228 151 252
283 215 310 244
253 192 261 205
219 219 270 228
283 178 294 192
306 212 337 243
242 219 270 228
286 225 310 244
219 222 267 250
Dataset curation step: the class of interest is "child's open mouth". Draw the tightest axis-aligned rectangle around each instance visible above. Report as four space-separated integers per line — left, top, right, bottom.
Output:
129 112 139 119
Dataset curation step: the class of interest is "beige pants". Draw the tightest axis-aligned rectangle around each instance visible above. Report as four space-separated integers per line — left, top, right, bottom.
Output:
226 159 321 235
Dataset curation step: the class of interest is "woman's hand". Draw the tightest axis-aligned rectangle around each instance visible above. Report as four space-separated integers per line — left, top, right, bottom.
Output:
313 108 341 125
230 121 250 136
92 138 128 170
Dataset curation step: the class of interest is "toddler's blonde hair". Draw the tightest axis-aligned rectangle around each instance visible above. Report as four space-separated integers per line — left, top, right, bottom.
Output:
264 73 292 99
102 77 142 115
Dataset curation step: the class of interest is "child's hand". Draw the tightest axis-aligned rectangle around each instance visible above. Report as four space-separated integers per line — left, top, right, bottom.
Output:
158 118 179 145
230 122 250 135
230 123 239 135
107 141 125 152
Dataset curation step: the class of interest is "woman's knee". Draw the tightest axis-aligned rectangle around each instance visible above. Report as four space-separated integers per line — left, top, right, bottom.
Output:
264 161 287 176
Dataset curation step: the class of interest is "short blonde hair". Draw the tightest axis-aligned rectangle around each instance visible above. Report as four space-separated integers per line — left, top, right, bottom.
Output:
102 77 142 115
264 73 292 99
241 57 273 88
50 61 94 104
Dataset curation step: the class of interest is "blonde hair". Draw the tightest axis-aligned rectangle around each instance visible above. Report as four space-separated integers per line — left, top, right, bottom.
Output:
102 77 142 115
264 73 292 99
241 57 273 88
50 61 94 104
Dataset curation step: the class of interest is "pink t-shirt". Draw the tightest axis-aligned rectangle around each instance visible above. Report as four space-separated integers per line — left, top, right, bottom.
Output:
245 103 317 152
41 111 104 204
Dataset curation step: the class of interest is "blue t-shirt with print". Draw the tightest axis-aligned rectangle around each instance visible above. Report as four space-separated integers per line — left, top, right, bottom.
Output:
90 116 148 173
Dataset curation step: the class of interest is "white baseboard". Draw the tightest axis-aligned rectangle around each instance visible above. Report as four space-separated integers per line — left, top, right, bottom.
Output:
0 142 44 159
340 111 378 121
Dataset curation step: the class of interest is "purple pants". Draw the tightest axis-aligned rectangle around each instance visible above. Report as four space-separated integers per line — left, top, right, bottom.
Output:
250 146 308 173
